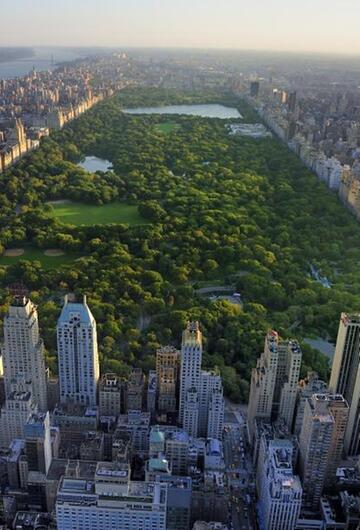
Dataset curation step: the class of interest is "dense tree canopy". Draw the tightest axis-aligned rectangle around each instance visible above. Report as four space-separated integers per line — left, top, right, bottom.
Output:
0 87 358 401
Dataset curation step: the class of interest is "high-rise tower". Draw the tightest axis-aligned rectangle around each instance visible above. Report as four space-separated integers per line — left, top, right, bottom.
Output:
179 322 202 427
248 331 302 437
329 313 360 455
3 296 47 411
57 295 99 406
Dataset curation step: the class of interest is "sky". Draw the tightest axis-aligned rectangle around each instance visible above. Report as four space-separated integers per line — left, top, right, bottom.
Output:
0 0 359 55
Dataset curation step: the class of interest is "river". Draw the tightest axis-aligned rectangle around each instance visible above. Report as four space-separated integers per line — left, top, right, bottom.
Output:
0 47 90 79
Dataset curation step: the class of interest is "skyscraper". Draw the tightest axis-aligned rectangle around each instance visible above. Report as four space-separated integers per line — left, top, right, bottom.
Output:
325 394 349 482
258 439 302 530
57 295 99 406
156 346 180 413
293 372 327 435
199 370 224 438
3 296 47 411
0 377 37 448
179 322 224 438
329 313 360 455
248 331 302 437
179 322 202 428
298 394 334 509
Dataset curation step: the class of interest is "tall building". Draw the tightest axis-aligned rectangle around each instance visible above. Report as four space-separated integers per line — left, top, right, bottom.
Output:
298 394 334 509
57 295 99 407
250 81 260 97
183 387 199 437
248 331 302 436
0 378 37 448
127 368 144 411
99 373 123 417
24 412 52 475
199 370 224 439
293 372 327 435
147 370 157 419
179 322 202 428
329 313 360 455
325 394 349 482
56 462 167 530
156 346 180 413
258 439 302 530
288 91 297 113
2 296 47 411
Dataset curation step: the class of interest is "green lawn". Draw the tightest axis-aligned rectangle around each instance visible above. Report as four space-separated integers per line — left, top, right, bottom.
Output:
155 123 180 134
49 201 146 226
0 248 79 270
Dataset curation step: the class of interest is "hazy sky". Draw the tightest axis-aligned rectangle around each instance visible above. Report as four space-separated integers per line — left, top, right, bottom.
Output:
1 0 359 55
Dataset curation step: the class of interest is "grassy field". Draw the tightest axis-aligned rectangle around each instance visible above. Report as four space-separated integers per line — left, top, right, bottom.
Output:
0 248 78 270
155 123 180 134
49 201 146 226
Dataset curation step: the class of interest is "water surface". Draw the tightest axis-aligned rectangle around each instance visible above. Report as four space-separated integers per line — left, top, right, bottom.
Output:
123 104 242 119
78 156 112 172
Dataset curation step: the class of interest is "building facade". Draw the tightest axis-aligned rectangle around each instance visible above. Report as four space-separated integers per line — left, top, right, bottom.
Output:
2 296 47 411
329 313 360 455
57 295 99 407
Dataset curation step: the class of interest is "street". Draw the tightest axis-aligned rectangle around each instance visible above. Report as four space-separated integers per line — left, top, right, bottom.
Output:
223 403 257 530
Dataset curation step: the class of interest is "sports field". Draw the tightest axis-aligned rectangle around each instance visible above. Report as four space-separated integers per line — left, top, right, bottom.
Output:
0 247 78 269
49 201 146 226
155 122 180 134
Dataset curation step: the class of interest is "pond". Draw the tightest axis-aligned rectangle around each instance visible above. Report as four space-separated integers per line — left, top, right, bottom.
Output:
304 337 335 360
78 156 112 172
123 104 242 119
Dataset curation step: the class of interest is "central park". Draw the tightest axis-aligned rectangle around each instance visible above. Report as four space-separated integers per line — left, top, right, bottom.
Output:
0 87 359 401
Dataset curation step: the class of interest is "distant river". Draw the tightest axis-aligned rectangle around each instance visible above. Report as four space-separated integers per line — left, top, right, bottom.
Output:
78 156 112 172
0 47 89 79
123 104 242 119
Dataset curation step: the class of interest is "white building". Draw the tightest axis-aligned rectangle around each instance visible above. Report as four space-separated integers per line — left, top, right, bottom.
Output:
57 295 99 407
179 323 224 438
207 388 225 440
199 370 223 438
329 313 360 456
0 378 37 448
56 462 167 530
258 440 302 530
2 296 47 411
293 372 327 435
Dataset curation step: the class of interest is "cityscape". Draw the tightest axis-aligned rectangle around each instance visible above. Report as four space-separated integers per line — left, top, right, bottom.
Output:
0 1 360 529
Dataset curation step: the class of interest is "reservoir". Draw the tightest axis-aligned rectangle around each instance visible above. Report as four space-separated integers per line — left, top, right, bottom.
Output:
123 104 242 119
78 156 112 172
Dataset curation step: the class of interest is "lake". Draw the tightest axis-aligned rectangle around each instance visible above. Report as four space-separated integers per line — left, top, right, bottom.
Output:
123 104 242 119
304 337 335 359
78 156 112 172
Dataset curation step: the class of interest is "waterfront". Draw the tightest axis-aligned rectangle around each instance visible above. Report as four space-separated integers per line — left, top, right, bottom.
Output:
123 103 242 119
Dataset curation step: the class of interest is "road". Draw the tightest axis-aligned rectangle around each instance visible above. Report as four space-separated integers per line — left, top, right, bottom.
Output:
223 404 257 530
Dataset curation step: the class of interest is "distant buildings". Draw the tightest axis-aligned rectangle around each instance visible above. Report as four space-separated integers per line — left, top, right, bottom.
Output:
57 295 99 407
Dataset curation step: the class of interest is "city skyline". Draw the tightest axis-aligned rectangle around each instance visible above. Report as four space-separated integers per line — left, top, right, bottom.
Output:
1 0 360 55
